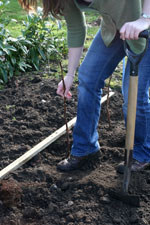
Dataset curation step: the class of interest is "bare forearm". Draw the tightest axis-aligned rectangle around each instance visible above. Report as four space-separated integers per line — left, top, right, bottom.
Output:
57 46 83 99
67 47 83 77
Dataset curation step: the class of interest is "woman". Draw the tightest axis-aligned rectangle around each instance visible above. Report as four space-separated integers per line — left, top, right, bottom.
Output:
19 0 150 172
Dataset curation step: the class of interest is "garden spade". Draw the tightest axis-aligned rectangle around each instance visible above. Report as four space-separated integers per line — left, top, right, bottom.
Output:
109 30 150 207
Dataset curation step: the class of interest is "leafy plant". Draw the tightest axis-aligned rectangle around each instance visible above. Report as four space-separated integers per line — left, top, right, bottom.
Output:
21 10 67 68
0 28 32 82
22 13 54 70
0 3 68 83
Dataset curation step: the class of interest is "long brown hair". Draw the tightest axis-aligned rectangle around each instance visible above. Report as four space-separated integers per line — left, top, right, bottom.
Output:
18 0 68 18
18 0 37 12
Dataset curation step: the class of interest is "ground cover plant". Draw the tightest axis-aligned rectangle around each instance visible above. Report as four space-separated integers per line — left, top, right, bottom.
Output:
0 1 150 225
0 0 67 84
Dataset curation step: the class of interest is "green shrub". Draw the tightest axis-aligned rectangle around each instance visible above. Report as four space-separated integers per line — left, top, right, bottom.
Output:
0 3 67 83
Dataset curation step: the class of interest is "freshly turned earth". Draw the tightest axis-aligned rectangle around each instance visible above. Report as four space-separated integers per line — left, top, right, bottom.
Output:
0 71 150 225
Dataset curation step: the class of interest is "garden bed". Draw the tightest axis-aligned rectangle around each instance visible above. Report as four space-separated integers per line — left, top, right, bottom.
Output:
0 72 150 225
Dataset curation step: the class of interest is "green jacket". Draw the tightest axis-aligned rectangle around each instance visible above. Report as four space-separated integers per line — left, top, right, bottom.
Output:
64 0 146 54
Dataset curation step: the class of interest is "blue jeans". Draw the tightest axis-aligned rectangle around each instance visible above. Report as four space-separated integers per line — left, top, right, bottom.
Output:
71 30 150 163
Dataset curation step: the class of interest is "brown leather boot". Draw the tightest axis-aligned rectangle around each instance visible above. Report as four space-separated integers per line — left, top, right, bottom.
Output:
116 159 150 174
57 151 100 172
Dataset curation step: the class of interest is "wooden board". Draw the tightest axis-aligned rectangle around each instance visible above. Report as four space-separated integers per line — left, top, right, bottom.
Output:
0 92 114 180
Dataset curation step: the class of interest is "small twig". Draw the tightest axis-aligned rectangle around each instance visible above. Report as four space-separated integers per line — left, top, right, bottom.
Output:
59 62 70 157
107 75 112 129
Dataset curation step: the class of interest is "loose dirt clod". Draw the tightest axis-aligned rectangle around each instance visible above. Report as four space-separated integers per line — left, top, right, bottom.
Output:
0 179 22 207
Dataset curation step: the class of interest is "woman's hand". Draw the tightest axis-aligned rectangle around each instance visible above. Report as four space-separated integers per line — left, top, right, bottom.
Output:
57 47 83 100
120 17 150 40
57 75 74 99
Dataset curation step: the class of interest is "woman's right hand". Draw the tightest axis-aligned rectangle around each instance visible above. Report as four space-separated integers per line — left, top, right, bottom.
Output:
56 75 74 99
57 47 83 99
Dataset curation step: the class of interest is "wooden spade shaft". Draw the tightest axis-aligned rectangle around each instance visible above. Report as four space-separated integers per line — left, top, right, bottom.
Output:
123 75 138 192
125 76 138 161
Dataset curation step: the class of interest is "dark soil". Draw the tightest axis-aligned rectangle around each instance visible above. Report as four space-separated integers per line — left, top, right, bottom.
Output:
0 72 150 225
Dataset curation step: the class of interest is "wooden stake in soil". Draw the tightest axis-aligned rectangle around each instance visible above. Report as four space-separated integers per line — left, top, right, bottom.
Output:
0 92 114 181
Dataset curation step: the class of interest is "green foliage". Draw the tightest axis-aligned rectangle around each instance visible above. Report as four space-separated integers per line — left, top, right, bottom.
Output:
1 0 27 37
0 1 10 16
0 3 67 83
0 1 10 31
21 12 67 69
0 24 31 82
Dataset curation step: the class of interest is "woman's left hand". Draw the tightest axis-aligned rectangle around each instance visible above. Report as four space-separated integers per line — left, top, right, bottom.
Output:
120 17 150 40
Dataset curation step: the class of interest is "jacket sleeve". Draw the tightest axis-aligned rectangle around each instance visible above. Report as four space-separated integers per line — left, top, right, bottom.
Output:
63 0 86 47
